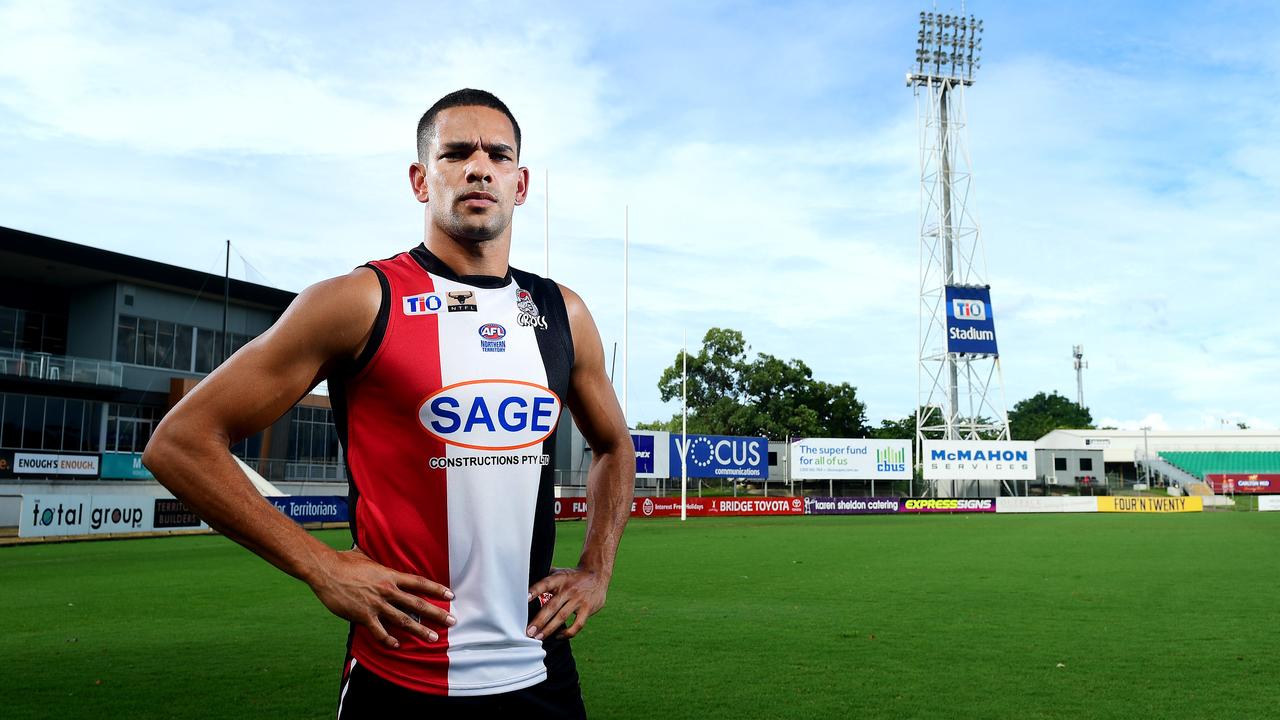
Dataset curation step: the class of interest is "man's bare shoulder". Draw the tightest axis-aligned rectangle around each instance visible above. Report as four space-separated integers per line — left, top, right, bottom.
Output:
266 266 382 362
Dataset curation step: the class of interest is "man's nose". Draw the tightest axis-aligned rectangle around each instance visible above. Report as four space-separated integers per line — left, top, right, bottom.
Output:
465 157 493 184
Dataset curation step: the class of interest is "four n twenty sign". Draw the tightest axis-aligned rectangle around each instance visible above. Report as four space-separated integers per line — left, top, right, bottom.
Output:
669 434 768 479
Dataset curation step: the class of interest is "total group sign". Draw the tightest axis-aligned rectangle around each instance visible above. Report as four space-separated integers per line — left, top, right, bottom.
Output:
790 439 911 480
669 434 768 479
923 440 1035 481
19 494 163 537
945 285 999 356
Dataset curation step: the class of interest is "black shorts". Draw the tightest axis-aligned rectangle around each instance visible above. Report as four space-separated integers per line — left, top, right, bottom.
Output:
336 653 587 719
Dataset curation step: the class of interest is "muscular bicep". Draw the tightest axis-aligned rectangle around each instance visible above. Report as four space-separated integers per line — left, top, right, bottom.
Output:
559 285 630 455
156 268 381 445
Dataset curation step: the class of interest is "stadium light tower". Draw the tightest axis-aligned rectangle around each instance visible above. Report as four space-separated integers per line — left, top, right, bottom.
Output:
909 9 1011 496
1073 344 1088 407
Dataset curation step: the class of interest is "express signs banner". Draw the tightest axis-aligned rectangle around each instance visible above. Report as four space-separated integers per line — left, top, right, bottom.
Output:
945 285 998 356
790 439 911 480
630 430 671 479
669 434 768 479
923 440 1035 481
1206 474 1280 494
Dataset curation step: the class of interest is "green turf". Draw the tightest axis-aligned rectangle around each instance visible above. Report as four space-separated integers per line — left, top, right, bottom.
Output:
1 513 1277 719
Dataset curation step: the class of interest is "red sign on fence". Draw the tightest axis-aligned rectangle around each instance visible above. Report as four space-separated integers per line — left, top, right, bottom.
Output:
1206 474 1280 494
554 496 804 521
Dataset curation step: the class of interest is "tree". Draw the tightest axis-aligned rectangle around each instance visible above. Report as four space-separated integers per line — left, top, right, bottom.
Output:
643 328 869 439
1007 391 1094 441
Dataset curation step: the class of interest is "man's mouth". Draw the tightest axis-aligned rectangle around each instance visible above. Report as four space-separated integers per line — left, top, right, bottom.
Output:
458 191 498 206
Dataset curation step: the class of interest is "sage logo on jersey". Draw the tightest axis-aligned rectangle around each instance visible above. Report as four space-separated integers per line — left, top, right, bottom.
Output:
951 298 986 321
478 323 507 353
418 379 561 451
402 293 443 316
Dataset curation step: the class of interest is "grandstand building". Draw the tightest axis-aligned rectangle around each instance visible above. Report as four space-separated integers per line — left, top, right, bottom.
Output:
1036 428 1280 492
0 227 342 525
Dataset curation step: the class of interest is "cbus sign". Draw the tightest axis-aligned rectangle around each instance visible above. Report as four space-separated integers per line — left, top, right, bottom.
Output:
945 285 999 356
419 379 561 451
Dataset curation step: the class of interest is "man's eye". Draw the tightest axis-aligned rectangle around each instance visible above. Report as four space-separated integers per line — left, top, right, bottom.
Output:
491 154 511 162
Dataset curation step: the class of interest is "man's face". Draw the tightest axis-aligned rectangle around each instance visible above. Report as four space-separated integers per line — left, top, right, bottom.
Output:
414 106 528 243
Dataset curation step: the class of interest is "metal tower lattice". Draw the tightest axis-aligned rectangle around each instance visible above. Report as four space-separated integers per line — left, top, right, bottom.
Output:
909 10 1011 496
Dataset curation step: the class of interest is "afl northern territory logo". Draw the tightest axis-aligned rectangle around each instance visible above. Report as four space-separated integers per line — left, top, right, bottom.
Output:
418 379 561 451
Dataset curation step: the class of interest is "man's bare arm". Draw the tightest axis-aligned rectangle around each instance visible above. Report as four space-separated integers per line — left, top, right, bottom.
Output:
142 268 454 648
526 284 635 640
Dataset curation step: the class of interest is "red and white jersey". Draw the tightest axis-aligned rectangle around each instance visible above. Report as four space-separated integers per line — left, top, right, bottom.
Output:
329 244 575 696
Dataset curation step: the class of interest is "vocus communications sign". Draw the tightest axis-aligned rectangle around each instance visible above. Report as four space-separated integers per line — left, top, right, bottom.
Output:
923 440 1035 481
945 285 998 356
669 434 768 479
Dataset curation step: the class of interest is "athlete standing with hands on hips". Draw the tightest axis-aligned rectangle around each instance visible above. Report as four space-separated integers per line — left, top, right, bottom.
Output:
143 89 635 718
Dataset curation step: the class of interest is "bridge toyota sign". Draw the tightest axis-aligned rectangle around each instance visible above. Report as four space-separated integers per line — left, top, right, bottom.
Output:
923 440 1035 480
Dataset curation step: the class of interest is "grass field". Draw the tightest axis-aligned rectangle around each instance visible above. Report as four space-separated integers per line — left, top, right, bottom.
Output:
2 513 1278 719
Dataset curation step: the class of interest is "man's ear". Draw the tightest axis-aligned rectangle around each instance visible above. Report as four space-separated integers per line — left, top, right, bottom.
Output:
410 162 430 204
514 166 530 206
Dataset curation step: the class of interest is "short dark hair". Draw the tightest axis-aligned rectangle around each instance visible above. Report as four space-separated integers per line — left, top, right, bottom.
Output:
416 89 522 161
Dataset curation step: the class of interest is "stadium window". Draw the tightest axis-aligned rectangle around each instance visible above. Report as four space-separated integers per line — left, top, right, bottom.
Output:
22 397 44 449
1054 457 1067 471
156 320 176 369
1079 457 1093 471
116 316 138 364
768 451 779 466
195 327 216 373
175 325 193 371
43 398 65 450
1 394 24 448
0 307 16 352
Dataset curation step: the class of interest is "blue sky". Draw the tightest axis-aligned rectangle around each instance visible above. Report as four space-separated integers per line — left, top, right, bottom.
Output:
1 0 1277 431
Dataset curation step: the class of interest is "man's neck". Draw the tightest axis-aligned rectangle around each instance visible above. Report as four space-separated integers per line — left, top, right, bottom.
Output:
423 225 512 277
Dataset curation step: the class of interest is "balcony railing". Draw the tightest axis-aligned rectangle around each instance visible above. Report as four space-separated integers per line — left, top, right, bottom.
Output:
0 350 124 387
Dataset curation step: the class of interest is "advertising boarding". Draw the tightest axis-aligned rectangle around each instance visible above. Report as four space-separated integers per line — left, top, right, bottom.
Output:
1205 473 1280 494
669 434 768 479
923 440 1035 481
20 494 159 537
790 439 911 480
630 430 671 479
944 285 999 356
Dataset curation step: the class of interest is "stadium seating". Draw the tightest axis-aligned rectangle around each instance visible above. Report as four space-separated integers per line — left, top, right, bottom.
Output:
1158 451 1280 479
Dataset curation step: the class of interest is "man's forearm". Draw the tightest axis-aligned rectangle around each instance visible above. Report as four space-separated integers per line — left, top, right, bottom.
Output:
577 448 635 578
143 430 336 586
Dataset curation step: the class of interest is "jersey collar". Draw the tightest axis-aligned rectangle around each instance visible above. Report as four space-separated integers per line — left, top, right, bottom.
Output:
410 243 513 289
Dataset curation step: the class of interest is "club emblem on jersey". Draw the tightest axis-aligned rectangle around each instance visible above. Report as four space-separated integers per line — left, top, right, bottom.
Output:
515 289 548 330
402 293 444 315
447 291 478 312
418 379 562 451
478 323 507 353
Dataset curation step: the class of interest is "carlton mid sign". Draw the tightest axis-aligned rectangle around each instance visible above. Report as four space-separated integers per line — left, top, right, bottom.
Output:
669 434 768 479
923 440 1035 481
790 439 911 480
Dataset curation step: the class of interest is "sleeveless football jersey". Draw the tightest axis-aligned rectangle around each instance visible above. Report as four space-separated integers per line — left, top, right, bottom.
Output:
329 244 575 697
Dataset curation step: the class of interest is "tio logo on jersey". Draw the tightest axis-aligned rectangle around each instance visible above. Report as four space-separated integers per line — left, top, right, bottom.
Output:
951 299 987 321
419 380 561 450
402 293 444 315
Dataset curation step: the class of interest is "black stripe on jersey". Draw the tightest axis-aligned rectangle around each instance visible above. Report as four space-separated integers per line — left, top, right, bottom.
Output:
510 268 574 592
327 261 390 550
409 243 512 289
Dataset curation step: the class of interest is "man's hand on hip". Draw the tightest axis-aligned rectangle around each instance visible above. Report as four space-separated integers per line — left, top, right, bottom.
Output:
526 567 610 641
309 546 456 649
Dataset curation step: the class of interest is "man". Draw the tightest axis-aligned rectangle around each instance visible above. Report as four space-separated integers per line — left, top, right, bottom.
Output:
143 88 635 718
